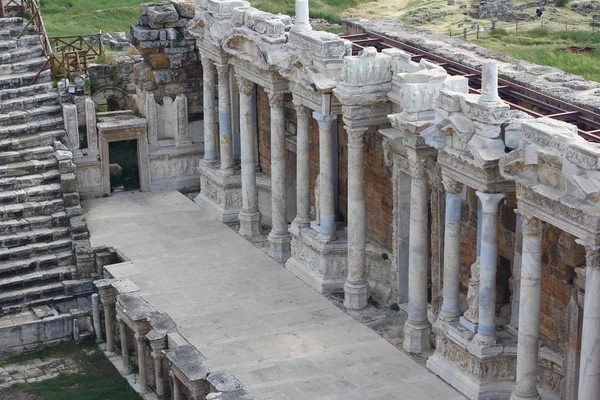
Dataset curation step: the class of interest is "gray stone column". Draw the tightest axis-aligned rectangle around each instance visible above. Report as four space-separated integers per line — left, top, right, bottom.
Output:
508 214 523 334
146 92 159 149
438 177 464 322
84 97 98 150
175 94 191 147
236 75 261 238
344 126 369 310
91 293 102 343
63 104 79 151
118 318 132 375
216 63 234 174
578 245 600 400
473 191 505 346
313 112 337 243
511 214 542 400
101 297 115 355
151 343 165 399
135 334 148 393
403 159 431 353
202 57 218 163
291 101 311 231
172 373 182 400
267 90 291 262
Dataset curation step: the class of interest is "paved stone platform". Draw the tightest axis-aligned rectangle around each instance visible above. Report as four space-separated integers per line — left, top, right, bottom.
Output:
83 191 464 400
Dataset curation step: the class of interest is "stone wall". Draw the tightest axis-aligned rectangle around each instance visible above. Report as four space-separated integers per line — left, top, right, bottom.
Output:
471 0 514 19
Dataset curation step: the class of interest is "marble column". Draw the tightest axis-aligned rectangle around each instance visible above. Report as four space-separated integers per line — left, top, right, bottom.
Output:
267 90 291 262
216 63 234 174
292 0 311 32
172 373 182 400
344 126 369 310
472 191 505 346
291 101 311 231
313 112 337 243
84 97 98 150
202 57 217 163
508 214 523 334
118 318 132 375
403 159 431 353
135 334 148 393
479 60 500 104
101 297 115 355
438 177 464 323
91 293 102 343
578 245 600 400
236 75 261 237
511 215 542 400
151 345 165 398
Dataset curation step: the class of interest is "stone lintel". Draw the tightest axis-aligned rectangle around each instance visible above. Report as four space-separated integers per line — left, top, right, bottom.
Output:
439 151 514 193
287 29 350 59
228 58 288 93
340 103 390 129
198 41 229 64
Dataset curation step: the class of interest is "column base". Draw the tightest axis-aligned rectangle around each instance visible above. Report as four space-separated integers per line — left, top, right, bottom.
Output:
290 217 311 234
510 390 541 400
120 366 133 376
268 232 291 263
194 163 242 223
343 281 369 310
403 320 431 353
460 315 479 333
239 210 262 238
285 227 347 294
471 332 497 348
433 309 461 333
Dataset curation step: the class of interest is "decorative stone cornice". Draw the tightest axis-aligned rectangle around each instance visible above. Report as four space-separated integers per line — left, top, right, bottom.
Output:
235 74 253 95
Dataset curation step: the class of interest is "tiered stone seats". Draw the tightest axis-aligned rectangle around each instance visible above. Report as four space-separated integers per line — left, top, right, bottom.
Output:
0 17 91 314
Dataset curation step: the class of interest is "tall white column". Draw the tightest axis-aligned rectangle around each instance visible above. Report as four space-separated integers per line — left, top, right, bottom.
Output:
292 0 312 32
508 214 523 334
101 297 115 355
118 318 132 375
216 63 234 174
344 127 369 310
151 346 165 398
91 293 102 343
236 75 261 238
202 57 218 163
84 97 98 150
172 373 182 400
291 101 311 231
135 334 148 393
473 191 505 346
438 177 464 323
578 245 600 400
146 92 159 149
313 112 337 243
403 159 431 353
479 60 500 104
267 90 291 262
511 214 542 400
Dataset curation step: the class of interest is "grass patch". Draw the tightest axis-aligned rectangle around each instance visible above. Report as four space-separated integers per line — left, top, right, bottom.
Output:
8 342 141 400
476 29 600 82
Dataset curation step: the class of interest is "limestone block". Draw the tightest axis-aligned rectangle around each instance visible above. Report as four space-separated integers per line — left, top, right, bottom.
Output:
468 134 505 165
140 2 167 16
473 121 500 139
341 47 392 87
21 321 44 345
208 0 249 18
436 90 462 112
565 141 600 170
521 118 578 154
460 94 510 124
43 316 72 341
207 371 243 392
170 0 195 18
147 3 179 28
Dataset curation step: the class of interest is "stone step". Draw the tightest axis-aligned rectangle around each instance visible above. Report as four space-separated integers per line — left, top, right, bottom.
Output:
0 68 51 90
0 226 69 249
0 198 65 221
0 158 57 179
0 250 73 277
0 281 65 306
0 91 59 113
0 130 65 151
0 56 48 76
0 39 17 52
0 18 25 30
0 34 40 52
0 238 72 262
0 21 35 39
0 183 63 205
0 43 44 64
0 266 73 291
0 104 63 126
0 81 53 101
0 169 60 191
0 212 67 235
0 145 55 164
0 115 64 138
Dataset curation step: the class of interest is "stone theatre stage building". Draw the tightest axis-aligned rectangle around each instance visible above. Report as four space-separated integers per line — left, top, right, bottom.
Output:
3 0 599 398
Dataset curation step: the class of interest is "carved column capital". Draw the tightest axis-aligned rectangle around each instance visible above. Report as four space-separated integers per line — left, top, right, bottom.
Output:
409 158 427 179
345 126 367 148
200 56 214 70
134 333 146 345
266 90 285 109
584 244 600 269
235 74 253 95
521 214 543 236
215 63 230 80
294 102 311 118
442 176 463 194
475 191 505 213
312 111 336 131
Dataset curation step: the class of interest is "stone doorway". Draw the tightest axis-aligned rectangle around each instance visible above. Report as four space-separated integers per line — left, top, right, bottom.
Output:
108 140 140 193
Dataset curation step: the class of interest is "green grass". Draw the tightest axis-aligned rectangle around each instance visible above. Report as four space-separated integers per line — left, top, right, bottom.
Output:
8 342 141 400
476 28 600 82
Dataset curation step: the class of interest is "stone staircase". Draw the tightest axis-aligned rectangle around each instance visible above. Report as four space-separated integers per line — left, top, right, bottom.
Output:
0 17 94 315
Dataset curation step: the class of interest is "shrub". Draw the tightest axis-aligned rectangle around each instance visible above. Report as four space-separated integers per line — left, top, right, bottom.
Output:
556 0 569 7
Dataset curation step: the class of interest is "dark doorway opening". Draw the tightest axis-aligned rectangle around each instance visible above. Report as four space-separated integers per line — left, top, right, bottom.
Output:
108 140 140 192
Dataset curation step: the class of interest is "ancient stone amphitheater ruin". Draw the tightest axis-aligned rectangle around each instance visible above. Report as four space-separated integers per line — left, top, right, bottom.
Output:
1 0 600 399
